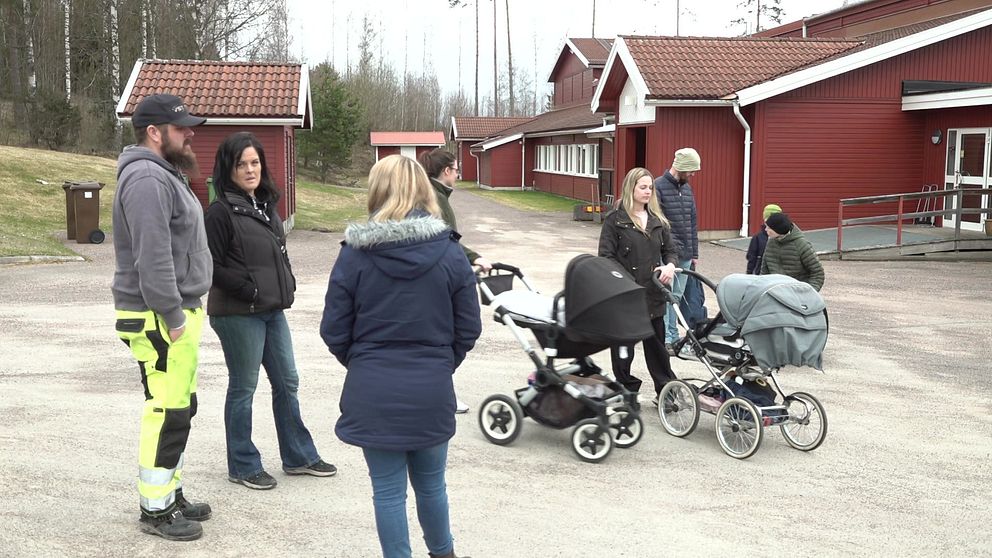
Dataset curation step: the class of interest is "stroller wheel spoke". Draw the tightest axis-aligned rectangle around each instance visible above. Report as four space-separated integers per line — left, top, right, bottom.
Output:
779 392 828 452
571 419 613 463
715 398 763 459
658 380 699 438
608 410 644 448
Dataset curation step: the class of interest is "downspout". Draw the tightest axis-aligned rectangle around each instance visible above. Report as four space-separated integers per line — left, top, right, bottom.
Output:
470 148 481 186
733 101 752 237
520 137 526 190
802 17 808 38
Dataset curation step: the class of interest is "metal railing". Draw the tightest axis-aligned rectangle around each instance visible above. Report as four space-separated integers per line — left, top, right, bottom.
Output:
836 187 991 253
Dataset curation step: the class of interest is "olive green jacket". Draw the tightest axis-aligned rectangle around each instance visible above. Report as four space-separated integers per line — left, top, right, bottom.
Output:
430 178 480 264
760 225 824 291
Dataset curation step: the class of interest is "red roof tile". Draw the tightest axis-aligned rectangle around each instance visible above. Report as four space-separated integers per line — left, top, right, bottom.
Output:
473 105 604 146
624 36 862 99
369 131 446 146
570 38 614 65
451 116 534 140
119 60 306 119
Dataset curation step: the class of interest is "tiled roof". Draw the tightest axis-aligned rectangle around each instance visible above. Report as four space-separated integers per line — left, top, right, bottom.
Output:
858 8 987 49
473 105 604 146
119 60 305 119
624 36 862 99
570 38 614 65
369 131 446 146
451 116 534 139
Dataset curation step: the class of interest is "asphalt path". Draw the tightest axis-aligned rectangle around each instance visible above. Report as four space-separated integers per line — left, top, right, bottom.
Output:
1 188 990 557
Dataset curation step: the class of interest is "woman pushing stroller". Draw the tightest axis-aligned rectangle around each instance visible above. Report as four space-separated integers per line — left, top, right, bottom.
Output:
598 167 679 401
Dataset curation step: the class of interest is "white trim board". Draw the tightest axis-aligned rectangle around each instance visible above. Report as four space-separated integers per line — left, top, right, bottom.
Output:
115 59 144 116
591 37 649 114
480 133 523 151
902 87 992 110
117 116 305 126
736 8 992 107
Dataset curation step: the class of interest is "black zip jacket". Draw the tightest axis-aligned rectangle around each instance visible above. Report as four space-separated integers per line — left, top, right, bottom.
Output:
205 189 296 316
598 208 679 318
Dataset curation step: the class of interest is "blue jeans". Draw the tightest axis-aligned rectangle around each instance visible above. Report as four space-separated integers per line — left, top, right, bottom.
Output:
666 259 694 343
362 442 453 558
210 311 320 479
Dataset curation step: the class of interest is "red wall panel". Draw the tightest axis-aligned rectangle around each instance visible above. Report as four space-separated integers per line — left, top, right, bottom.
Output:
376 146 400 160
458 142 478 181
189 125 291 219
641 107 746 231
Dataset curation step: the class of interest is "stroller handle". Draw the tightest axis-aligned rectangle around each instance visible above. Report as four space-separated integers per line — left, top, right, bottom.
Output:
476 262 523 278
651 267 719 303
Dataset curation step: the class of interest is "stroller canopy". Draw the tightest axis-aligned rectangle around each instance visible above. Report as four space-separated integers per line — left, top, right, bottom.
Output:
563 255 655 345
716 273 828 370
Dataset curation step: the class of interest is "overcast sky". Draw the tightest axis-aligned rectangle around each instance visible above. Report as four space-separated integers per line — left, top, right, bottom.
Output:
287 0 848 102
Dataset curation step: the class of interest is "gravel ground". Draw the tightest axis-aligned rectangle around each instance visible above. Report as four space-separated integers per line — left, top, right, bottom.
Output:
1 189 990 557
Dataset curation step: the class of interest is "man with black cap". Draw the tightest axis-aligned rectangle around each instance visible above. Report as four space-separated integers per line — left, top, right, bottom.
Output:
112 93 213 541
761 212 824 291
654 147 702 352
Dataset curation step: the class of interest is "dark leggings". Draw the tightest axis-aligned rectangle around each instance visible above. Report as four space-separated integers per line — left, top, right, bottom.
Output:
609 316 676 395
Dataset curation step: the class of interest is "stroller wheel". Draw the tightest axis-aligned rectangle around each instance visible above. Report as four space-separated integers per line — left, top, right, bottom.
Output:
571 419 613 463
478 394 523 446
715 397 763 459
608 410 643 449
780 392 828 452
657 380 700 438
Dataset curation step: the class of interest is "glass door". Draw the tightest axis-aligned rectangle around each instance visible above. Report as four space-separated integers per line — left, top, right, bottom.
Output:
944 128 990 231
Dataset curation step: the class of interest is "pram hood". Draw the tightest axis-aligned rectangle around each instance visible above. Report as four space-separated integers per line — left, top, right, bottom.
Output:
563 255 655 344
715 273 828 370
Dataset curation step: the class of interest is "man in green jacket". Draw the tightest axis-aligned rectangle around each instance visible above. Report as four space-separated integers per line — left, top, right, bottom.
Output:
418 149 491 414
761 212 825 291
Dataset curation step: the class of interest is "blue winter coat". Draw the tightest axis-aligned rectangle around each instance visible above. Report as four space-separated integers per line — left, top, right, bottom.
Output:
746 226 769 275
653 170 699 261
320 215 482 451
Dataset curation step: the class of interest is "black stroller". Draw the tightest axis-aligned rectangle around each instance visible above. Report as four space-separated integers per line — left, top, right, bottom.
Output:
657 270 829 459
476 254 654 463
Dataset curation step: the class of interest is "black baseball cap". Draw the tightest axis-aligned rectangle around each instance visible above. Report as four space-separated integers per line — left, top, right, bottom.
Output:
132 94 207 127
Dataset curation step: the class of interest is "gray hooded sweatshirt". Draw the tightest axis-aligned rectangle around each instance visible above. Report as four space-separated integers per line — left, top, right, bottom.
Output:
112 145 212 329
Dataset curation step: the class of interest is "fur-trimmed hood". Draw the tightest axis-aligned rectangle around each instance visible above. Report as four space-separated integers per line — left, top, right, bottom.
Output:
343 216 454 279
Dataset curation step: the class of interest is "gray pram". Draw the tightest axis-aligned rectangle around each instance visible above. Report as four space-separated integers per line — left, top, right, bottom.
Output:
658 271 829 459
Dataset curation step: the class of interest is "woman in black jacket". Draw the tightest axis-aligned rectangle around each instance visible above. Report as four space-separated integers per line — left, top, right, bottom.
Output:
205 132 335 490
598 167 679 400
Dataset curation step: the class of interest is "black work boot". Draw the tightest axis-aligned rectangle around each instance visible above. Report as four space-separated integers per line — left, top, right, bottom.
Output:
139 506 203 541
175 489 212 521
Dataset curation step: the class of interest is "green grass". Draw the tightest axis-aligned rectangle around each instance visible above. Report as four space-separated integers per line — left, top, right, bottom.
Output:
294 179 369 232
0 145 118 256
454 180 582 212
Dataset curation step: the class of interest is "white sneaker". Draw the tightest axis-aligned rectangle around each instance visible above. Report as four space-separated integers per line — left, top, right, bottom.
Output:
455 398 470 414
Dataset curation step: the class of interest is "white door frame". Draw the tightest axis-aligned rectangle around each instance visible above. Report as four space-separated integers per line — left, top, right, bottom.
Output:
944 127 990 231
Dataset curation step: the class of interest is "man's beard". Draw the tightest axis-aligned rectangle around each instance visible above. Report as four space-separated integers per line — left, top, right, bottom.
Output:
676 173 688 185
162 132 199 176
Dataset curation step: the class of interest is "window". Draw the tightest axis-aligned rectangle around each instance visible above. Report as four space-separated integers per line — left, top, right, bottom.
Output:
534 143 598 177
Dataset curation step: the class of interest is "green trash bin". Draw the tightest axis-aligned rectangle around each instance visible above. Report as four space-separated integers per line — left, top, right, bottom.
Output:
67 181 105 244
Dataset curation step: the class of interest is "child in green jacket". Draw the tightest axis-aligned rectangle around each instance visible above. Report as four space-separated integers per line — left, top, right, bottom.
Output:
761 212 824 291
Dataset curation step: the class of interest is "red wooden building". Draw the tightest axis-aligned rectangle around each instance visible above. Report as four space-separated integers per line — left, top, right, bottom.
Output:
593 0 992 236
468 38 615 201
116 59 312 230
369 132 445 162
449 116 533 181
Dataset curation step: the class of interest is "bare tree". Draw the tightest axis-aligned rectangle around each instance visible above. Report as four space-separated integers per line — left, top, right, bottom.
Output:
62 0 70 100
492 0 497 116
505 0 513 115
732 0 784 34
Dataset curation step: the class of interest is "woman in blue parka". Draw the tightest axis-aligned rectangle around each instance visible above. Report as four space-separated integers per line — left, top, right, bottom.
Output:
320 154 481 558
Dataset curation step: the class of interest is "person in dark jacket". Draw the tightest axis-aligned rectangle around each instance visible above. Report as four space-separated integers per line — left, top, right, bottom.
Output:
205 132 336 491
418 148 489 414
321 154 481 558
746 203 782 274
761 212 825 291
653 147 701 348
599 167 679 399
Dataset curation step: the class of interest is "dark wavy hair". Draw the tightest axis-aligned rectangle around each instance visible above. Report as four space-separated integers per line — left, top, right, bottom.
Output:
417 148 456 179
212 131 279 201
